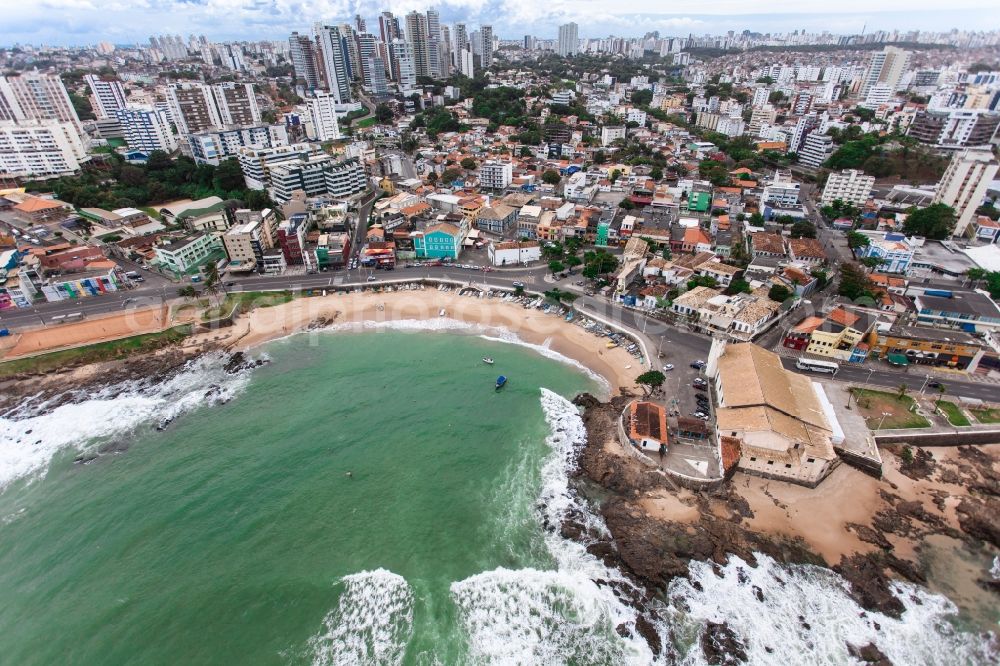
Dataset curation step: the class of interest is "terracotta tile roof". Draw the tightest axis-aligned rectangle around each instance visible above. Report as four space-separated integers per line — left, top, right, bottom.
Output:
750 232 785 255
791 316 824 334
14 197 63 213
788 237 825 259
827 307 859 328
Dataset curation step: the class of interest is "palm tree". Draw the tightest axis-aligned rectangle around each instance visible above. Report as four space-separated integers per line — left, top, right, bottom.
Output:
178 286 197 299
935 384 947 411
896 383 909 401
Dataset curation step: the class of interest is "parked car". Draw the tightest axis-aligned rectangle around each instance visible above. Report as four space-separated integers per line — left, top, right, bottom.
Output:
690 360 705 369
366 276 377 282
512 281 525 288
663 364 674 371
693 383 707 391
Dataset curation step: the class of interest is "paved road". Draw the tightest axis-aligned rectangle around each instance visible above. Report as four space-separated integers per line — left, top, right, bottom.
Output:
5 260 1000 403
779 357 998 402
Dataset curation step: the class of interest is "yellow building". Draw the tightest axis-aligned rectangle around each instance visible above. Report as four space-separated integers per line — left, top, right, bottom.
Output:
804 307 878 363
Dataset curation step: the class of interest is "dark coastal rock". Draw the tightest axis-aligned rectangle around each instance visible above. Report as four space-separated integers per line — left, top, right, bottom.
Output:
847 642 894 665
634 615 663 657
956 496 1000 548
897 446 935 481
834 554 905 619
847 522 893 550
700 622 748 665
223 351 267 374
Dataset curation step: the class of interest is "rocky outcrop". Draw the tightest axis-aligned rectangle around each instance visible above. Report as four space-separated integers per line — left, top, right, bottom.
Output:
847 642 894 665
956 497 1000 549
700 622 748 665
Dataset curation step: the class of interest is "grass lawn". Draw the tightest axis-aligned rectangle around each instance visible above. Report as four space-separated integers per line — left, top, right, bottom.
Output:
935 401 971 427
970 407 1000 424
0 326 192 379
202 291 295 321
851 388 931 430
354 116 376 128
140 206 163 221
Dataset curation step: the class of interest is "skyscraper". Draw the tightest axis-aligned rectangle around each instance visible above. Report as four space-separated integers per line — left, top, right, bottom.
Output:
453 23 469 53
392 39 417 87
479 25 494 68
315 24 352 103
289 32 321 89
860 46 911 98
356 33 379 86
426 9 442 78
439 25 452 77
405 11 431 79
557 23 578 57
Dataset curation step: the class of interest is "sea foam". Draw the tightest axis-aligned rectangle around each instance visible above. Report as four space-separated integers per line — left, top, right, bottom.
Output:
450 389 658 664
307 569 414 666
667 554 998 665
0 353 254 491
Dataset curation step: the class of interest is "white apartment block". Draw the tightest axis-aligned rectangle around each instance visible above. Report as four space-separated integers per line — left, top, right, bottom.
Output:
237 143 325 189
0 120 88 178
189 125 289 165
558 23 579 57
761 172 801 207
821 169 875 206
797 133 834 169
934 148 1000 237
601 125 626 146
748 105 777 136
116 106 178 153
0 72 83 133
479 160 512 190
165 81 259 136
84 75 128 119
306 92 343 142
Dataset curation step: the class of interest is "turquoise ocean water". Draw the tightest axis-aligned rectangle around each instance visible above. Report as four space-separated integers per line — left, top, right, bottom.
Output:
0 328 994 665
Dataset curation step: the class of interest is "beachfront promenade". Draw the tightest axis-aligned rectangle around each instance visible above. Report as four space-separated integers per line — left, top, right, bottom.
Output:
4 263 1000 405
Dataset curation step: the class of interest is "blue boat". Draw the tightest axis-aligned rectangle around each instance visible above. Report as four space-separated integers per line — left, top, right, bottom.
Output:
495 375 507 391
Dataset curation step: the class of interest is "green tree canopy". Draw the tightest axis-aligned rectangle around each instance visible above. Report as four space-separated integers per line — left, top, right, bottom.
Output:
542 169 561 185
903 203 956 240
636 370 666 395
768 284 792 302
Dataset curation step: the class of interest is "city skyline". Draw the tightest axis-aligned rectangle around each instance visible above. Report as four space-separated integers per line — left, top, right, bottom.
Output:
5 1 1000 47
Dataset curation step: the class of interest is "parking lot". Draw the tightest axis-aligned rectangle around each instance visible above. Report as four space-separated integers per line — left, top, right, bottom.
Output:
659 353 709 421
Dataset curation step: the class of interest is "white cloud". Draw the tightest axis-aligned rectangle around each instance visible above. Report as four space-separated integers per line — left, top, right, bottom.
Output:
1 0 994 45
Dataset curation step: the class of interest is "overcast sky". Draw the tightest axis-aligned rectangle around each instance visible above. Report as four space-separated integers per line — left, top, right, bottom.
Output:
5 1 997 47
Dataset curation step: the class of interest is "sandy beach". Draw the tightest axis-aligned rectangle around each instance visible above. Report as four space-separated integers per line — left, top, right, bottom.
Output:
210 288 644 396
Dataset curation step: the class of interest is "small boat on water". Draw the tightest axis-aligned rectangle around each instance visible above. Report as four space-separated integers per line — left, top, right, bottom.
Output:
495 375 507 391
482 357 494 365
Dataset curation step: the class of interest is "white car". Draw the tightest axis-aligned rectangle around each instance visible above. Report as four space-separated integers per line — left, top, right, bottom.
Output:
663 364 674 371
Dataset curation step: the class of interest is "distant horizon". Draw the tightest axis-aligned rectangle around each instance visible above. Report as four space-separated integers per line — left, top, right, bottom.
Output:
3 2 999 49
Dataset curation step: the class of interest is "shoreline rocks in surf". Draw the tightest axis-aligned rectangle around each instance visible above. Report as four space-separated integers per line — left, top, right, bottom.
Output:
564 392 1000 658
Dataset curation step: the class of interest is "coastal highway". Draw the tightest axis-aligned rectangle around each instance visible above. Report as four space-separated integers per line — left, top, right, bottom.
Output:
4 265 1000 403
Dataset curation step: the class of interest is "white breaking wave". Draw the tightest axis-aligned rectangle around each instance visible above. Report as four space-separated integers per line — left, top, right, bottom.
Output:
319 318 611 396
308 569 414 666
450 389 656 664
0 353 254 491
668 549 998 665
